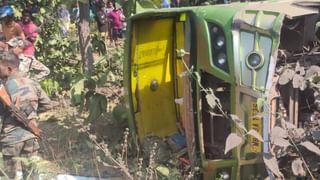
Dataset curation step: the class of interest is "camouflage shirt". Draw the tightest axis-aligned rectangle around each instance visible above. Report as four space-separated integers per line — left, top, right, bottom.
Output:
19 54 50 81
0 73 52 145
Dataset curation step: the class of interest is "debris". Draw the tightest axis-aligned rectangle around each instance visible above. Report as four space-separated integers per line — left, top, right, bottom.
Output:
156 165 170 177
278 68 295 85
174 98 184 105
311 130 320 141
142 136 171 164
166 133 187 152
291 158 306 177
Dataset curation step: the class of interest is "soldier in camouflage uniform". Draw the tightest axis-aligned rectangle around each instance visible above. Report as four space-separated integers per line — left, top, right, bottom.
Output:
7 37 50 81
0 52 52 179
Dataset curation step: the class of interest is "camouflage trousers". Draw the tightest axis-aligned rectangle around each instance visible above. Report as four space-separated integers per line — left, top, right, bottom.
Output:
2 138 40 180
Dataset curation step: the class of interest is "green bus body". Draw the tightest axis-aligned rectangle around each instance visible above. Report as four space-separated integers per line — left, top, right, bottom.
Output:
124 1 320 179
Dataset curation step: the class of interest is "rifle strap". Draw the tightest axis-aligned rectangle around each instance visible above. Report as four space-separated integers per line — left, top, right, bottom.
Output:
28 56 34 72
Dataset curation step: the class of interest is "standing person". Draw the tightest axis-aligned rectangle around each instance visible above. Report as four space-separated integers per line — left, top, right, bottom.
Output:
72 2 80 25
0 5 25 51
105 1 114 45
25 1 39 14
0 52 52 180
90 0 100 16
6 37 50 81
19 10 39 57
105 1 114 14
0 5 25 41
57 4 71 37
95 2 109 47
108 6 123 47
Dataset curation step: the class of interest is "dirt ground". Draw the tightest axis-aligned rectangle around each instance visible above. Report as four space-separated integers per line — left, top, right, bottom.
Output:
37 100 128 178
0 108 125 178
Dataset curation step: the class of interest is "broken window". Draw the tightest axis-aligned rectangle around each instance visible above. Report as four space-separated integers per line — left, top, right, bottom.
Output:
201 72 232 160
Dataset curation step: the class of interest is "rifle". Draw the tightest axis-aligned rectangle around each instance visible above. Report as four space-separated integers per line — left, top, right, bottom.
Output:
0 83 42 138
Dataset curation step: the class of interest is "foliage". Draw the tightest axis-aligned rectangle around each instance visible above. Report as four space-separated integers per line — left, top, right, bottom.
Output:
10 0 115 96
76 119 198 180
9 0 81 93
10 0 124 123
223 53 320 179
91 31 107 55
70 48 124 121
86 92 107 122
78 123 133 179
223 116 263 155
266 120 320 179
41 79 62 97
220 96 320 179
35 10 82 92
91 47 124 87
16 156 59 179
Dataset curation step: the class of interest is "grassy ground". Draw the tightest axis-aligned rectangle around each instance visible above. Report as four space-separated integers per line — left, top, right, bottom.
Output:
38 103 127 178
0 105 126 178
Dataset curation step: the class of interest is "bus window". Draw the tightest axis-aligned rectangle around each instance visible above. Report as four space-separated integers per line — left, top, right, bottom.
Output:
201 72 232 160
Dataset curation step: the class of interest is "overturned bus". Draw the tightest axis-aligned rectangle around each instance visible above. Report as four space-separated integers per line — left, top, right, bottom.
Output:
124 1 320 179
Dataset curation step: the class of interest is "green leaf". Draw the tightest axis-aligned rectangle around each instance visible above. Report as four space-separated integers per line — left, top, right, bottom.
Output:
48 39 57 45
78 0 89 3
87 94 107 122
70 79 85 105
224 133 243 154
230 114 247 132
40 8 46 14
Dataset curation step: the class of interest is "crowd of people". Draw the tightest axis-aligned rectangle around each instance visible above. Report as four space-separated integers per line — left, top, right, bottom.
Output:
91 0 125 47
0 3 49 82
